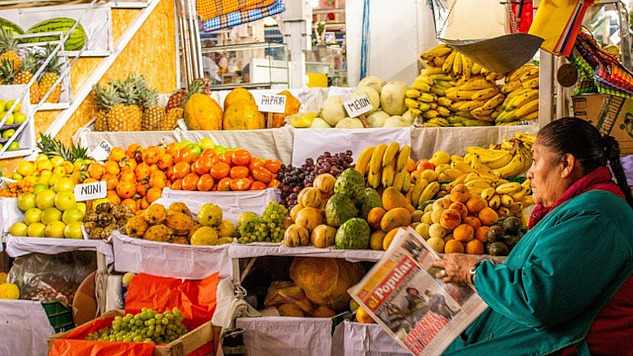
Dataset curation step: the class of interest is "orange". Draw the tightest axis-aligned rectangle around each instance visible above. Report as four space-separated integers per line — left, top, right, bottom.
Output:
196 174 214 191
475 226 489 243
444 239 465 254
217 177 232 191
182 172 199 191
173 162 190 180
453 224 474 242
229 165 249 179
465 239 485 255
210 162 230 180
251 181 267 190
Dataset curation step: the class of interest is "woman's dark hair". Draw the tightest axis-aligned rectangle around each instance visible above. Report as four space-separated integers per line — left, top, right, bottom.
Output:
537 117 633 208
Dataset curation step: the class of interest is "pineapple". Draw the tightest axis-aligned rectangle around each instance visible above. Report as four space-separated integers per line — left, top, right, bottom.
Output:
38 46 62 103
12 53 40 104
93 82 121 132
0 28 22 71
165 88 186 113
191 77 212 94
36 133 89 162
0 58 16 85
159 107 183 131
139 87 165 131
108 76 142 131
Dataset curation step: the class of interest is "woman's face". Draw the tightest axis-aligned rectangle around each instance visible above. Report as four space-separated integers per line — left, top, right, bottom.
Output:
526 142 569 207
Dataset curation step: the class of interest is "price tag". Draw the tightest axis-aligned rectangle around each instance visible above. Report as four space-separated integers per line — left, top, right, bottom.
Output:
90 139 114 161
74 181 107 202
344 94 373 118
257 94 287 114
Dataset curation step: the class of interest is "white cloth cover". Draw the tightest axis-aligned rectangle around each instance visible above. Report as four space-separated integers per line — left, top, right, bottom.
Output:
292 127 413 166
112 231 232 279
0 197 21 235
4 235 114 265
159 188 280 221
236 316 334 356
228 243 384 262
332 320 410 356
0 300 55 356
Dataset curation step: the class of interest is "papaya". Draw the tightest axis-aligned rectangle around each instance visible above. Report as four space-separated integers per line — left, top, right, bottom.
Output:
380 207 412 232
271 90 301 128
224 87 255 109
183 93 223 130
382 187 415 212
223 99 265 130
382 227 406 250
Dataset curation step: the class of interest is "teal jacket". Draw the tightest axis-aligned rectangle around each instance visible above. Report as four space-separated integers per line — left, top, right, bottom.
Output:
445 190 633 356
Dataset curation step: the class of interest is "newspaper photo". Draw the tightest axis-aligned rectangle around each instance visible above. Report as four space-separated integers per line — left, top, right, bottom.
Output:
348 227 488 356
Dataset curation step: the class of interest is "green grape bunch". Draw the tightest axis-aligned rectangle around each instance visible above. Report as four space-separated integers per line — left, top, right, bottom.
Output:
237 202 288 244
85 307 188 344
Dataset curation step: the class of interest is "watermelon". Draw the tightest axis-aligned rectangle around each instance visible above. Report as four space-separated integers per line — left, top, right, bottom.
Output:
0 18 24 35
26 18 86 51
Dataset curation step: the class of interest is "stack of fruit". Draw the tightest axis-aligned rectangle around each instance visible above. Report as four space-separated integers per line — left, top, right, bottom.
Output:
413 183 522 256
495 63 540 125
84 202 136 240
406 44 539 127
124 202 235 245
9 177 86 239
0 98 27 151
289 76 415 129
278 150 354 207
85 308 188 344
237 201 289 244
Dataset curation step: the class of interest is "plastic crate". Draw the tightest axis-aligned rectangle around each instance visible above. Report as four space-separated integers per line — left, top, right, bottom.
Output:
42 301 74 333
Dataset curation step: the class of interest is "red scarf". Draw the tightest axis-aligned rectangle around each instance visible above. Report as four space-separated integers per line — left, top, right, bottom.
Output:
528 166 625 229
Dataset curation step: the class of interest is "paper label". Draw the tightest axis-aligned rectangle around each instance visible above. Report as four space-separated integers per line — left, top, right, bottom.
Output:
90 139 113 161
344 94 373 117
74 181 107 202
257 94 287 113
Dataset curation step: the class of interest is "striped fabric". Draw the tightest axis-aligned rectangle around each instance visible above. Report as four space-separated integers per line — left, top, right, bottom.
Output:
200 0 285 32
197 0 276 21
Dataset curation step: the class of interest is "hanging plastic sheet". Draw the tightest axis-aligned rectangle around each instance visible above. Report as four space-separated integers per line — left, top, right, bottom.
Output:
197 0 276 21
528 0 595 56
200 0 285 33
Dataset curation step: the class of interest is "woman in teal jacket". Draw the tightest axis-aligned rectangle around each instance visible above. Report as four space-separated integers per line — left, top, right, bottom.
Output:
432 117 633 355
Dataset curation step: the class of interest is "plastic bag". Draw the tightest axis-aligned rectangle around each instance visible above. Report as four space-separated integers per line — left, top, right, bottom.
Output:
290 257 364 312
7 251 96 305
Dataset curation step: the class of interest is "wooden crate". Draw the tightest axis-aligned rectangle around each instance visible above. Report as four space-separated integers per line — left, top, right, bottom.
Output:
48 310 217 356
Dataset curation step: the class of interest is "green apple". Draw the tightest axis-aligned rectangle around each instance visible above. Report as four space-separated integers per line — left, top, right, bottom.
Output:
179 140 192 148
13 112 26 124
23 208 42 225
41 207 62 224
54 191 76 211
33 183 48 195
0 99 6 111
189 144 202 157
17 193 36 212
198 137 215 150
2 129 15 139
7 141 20 151
9 222 28 236
4 113 14 125
52 177 74 193
64 222 83 239
45 221 66 238
76 202 86 215
62 207 84 224
27 222 46 237
6 100 20 113
35 189 56 209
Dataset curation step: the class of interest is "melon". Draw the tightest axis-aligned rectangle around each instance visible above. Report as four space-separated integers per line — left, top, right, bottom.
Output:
367 111 389 128
309 117 332 128
335 118 364 129
320 96 347 127
380 81 408 115
351 86 379 115
358 76 385 95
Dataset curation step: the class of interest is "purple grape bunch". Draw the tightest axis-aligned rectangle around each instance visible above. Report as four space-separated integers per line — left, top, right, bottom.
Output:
277 150 355 208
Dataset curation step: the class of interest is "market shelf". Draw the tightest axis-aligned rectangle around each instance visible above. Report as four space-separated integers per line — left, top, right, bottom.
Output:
4 235 114 264
229 243 385 262
38 102 71 111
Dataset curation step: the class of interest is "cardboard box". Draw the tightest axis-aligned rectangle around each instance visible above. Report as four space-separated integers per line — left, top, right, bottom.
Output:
572 93 633 154
48 310 219 356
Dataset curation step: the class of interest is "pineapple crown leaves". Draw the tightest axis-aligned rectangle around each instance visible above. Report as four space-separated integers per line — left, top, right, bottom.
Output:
139 87 159 109
19 53 40 74
93 81 121 112
185 80 205 103
0 58 16 84
0 28 19 53
36 133 88 161
41 44 62 74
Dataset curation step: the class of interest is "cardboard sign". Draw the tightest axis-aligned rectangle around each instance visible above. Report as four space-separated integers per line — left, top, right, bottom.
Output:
90 139 113 161
344 94 373 118
257 94 287 113
74 181 107 202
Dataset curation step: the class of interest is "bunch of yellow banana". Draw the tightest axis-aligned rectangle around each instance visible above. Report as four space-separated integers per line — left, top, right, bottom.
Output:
496 64 540 125
478 138 533 178
480 179 533 218
435 152 502 195
355 142 413 192
406 67 456 118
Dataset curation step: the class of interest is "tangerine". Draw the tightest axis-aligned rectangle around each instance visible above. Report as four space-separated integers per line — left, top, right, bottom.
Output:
173 162 190 180
264 159 282 174
182 173 200 191
171 179 183 190
251 181 267 190
231 149 252 166
230 166 249 179
196 174 214 191
175 147 194 164
230 177 251 191
217 177 232 191
210 163 230 180
193 156 213 175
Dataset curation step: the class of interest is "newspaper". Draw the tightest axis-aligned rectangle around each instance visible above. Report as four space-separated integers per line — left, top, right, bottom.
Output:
348 227 488 356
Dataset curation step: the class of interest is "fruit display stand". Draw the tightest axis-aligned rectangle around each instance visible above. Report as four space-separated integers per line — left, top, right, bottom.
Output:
0 2 114 57
0 85 36 159
112 231 232 280
0 299 57 356
331 320 409 356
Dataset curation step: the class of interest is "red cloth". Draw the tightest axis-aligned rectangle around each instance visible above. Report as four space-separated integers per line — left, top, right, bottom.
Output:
528 166 625 229
535 166 633 356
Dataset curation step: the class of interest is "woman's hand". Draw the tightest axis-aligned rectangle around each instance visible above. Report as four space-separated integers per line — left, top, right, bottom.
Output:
431 254 481 284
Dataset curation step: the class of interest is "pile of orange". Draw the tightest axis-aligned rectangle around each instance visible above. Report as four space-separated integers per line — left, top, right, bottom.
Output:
76 143 281 213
